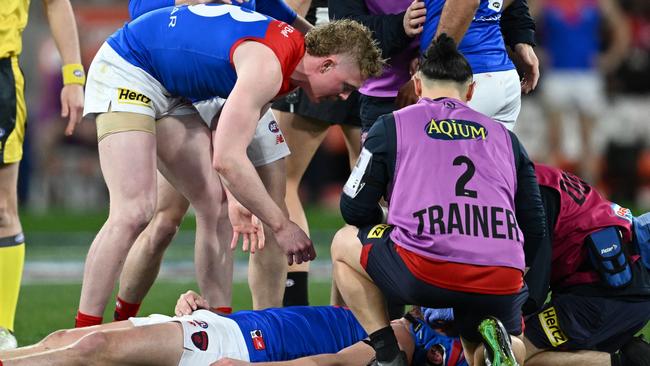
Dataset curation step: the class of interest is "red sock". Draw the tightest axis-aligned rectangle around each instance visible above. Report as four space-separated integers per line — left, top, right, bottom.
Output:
211 306 232 314
113 296 141 321
75 311 103 328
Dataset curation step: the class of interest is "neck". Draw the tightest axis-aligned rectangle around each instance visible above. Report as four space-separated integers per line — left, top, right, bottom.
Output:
289 55 311 88
420 83 466 102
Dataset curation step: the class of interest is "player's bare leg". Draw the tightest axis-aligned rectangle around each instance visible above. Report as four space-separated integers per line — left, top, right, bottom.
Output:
274 110 328 305
155 113 231 307
118 172 189 307
248 159 289 308
78 113 158 320
523 336 609 366
331 225 389 334
1 323 183 366
0 322 130 359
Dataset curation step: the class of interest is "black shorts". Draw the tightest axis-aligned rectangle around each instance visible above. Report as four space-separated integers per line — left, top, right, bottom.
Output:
358 94 396 133
525 292 650 353
271 89 361 127
357 224 527 343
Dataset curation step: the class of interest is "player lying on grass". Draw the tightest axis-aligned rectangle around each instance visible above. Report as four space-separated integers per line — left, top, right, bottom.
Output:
0 293 465 366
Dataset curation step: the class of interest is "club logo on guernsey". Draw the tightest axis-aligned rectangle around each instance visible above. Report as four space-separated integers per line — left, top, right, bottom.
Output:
538 307 568 347
424 119 487 141
117 88 152 108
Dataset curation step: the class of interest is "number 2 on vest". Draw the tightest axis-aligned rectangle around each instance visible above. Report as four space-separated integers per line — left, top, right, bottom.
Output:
453 156 478 198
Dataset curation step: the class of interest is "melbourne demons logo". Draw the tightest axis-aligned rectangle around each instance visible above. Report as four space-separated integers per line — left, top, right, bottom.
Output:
268 121 280 133
191 331 209 351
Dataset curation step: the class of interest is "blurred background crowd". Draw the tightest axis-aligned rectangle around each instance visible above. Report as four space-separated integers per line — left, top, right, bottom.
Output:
18 0 650 213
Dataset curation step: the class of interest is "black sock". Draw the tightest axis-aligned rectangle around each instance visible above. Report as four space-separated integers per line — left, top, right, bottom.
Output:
282 271 309 306
369 326 400 363
611 352 623 366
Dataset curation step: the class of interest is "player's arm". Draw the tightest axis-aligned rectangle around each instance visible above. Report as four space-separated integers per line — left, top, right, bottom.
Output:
434 0 480 44
42 0 84 136
256 0 313 33
340 114 395 227
329 0 423 58
597 0 630 73
501 0 540 93
509 131 552 314
213 42 314 264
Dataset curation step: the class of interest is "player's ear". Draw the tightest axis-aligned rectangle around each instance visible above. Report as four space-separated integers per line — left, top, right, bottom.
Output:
465 81 476 102
414 73 423 97
320 59 335 73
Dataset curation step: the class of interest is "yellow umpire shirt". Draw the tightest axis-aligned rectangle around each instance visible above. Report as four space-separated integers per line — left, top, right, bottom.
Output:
1 0 30 58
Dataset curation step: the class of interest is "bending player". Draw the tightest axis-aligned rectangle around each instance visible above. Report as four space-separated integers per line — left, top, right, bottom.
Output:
75 3 383 327
114 0 314 320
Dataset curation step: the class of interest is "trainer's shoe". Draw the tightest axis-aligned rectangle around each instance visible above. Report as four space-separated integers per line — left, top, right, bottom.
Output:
0 327 17 350
478 317 519 366
621 336 650 366
368 351 408 366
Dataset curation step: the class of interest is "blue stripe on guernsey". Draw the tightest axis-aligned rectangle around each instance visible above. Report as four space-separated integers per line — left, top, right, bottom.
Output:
107 4 276 101
421 0 514 74
227 306 367 362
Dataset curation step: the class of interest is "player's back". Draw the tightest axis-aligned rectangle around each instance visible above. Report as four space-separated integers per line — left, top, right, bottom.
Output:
421 0 513 74
106 4 303 101
228 306 367 362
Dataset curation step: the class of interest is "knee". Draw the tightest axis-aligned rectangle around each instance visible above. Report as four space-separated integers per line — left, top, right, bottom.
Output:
150 211 183 244
330 226 357 262
69 331 110 362
40 329 73 350
109 199 156 233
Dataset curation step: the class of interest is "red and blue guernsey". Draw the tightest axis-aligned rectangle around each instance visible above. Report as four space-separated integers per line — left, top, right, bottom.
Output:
535 164 634 288
227 306 367 362
106 4 304 101
388 98 524 271
421 0 514 74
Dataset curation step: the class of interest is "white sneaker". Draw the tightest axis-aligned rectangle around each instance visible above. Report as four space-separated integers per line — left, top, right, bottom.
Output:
0 327 17 350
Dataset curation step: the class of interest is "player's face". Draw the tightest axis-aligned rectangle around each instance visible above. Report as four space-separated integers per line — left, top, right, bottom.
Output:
426 345 444 366
303 55 364 103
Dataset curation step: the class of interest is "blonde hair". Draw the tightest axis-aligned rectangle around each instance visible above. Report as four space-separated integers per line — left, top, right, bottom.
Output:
304 19 384 79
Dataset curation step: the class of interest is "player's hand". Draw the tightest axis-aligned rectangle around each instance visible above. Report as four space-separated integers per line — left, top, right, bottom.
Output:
61 84 84 136
511 43 540 94
228 199 265 253
175 290 210 316
211 358 252 366
403 0 426 37
273 220 316 265
395 79 419 109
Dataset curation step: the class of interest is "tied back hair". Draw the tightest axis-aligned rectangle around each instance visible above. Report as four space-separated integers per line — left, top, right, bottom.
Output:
419 33 473 84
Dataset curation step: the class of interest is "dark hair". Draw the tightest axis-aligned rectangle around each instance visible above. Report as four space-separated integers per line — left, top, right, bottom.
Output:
419 33 473 84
